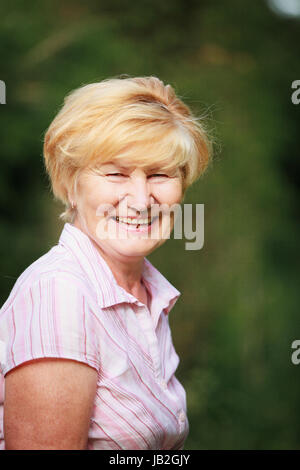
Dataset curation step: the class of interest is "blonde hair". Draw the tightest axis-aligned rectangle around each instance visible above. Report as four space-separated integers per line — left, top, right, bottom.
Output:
43 75 213 223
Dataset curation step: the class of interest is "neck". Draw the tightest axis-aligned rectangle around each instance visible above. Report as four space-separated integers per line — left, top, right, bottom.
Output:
90 237 145 293
72 218 147 301
98 246 150 306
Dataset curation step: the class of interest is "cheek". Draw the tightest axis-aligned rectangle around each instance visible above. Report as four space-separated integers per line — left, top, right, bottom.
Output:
82 191 100 211
158 180 183 204
81 181 117 210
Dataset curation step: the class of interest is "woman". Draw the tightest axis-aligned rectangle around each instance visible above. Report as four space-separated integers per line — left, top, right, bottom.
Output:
0 75 212 450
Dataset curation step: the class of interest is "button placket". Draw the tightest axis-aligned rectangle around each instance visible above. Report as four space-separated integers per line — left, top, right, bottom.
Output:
136 306 162 379
159 378 168 390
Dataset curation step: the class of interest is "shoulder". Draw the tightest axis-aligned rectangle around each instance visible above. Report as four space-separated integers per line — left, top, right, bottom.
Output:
0 243 96 316
0 245 102 376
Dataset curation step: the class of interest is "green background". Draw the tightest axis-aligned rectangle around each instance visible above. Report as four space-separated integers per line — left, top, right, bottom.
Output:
1 0 300 449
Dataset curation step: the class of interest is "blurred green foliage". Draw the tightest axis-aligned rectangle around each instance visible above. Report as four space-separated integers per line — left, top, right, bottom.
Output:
1 0 300 449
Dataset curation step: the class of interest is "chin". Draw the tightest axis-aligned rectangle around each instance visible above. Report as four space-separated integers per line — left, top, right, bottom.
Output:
114 240 159 257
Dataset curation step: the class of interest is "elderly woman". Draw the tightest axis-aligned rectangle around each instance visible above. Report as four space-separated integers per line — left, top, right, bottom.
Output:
0 76 211 450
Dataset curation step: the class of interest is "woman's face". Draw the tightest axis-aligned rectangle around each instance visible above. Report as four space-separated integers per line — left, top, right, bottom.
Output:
71 160 183 262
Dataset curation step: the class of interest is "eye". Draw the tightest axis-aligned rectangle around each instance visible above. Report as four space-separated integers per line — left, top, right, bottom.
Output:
148 174 168 178
106 173 127 177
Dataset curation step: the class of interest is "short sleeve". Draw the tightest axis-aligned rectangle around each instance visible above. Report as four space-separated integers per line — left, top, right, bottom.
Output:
0 275 101 376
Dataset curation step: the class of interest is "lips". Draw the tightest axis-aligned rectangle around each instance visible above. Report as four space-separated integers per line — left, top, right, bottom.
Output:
112 216 155 221
107 215 159 234
111 216 158 226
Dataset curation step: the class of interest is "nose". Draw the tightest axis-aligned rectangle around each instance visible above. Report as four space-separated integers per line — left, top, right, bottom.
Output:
126 171 154 214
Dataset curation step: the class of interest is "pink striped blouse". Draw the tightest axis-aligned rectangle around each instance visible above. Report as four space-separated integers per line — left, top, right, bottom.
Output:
0 222 188 450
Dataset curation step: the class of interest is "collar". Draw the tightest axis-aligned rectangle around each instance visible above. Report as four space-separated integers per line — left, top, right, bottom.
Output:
58 223 181 326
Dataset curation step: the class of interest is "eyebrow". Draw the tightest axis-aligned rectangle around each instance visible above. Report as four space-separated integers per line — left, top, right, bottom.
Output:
101 163 164 172
101 162 133 170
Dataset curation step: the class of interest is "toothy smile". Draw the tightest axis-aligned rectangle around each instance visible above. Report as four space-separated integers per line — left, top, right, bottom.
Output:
111 216 157 226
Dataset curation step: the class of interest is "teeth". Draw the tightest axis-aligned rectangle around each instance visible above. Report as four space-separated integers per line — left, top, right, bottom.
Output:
113 216 153 225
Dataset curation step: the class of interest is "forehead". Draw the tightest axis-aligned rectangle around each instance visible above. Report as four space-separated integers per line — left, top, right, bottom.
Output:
99 161 163 171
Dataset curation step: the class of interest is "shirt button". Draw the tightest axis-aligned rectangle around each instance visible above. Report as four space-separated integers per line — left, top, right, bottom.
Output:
178 410 186 422
160 379 168 390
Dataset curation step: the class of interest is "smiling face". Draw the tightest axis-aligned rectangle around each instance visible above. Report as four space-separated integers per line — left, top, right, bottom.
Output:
71 160 183 263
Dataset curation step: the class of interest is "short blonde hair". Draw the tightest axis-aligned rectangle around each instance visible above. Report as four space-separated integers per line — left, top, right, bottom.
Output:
43 75 213 223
